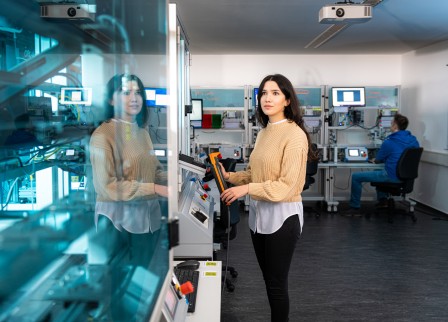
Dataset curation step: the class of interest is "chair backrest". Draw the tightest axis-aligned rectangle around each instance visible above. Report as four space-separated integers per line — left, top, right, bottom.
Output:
396 147 423 180
304 143 319 190
396 147 423 194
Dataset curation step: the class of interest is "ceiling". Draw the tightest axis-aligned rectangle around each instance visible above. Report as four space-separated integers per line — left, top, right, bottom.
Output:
174 0 448 55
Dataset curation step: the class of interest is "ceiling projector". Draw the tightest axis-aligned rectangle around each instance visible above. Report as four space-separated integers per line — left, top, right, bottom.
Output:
40 4 96 22
319 4 372 23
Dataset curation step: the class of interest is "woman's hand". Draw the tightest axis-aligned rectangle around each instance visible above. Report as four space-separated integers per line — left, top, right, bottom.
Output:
221 185 249 204
219 163 230 180
155 184 169 198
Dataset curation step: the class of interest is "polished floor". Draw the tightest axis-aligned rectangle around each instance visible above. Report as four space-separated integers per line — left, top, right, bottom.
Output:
217 201 448 322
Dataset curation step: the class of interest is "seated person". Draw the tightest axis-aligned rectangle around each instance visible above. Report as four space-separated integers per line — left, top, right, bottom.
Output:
341 113 420 216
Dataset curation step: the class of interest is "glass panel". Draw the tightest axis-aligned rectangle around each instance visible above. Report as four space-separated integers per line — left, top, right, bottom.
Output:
191 88 245 108
0 0 170 320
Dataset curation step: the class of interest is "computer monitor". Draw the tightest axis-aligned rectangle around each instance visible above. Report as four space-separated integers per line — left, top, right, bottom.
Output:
331 87 366 108
190 99 203 121
60 87 92 106
253 88 259 107
145 88 168 108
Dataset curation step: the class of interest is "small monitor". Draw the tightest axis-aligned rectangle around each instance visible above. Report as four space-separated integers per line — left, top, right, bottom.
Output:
60 88 92 106
145 88 168 108
348 149 360 157
331 87 366 108
190 99 203 121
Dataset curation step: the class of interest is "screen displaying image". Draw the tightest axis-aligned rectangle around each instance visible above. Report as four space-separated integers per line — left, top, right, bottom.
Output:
332 87 365 107
190 99 203 121
145 88 168 108
348 149 360 157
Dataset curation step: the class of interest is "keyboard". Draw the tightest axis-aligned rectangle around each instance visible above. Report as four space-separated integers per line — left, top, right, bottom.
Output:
173 267 200 313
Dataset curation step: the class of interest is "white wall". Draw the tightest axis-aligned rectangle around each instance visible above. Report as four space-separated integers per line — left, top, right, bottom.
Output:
190 52 448 214
402 41 448 214
190 54 401 87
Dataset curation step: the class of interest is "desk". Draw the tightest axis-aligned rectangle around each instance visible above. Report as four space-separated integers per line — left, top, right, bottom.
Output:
174 261 222 322
318 162 384 212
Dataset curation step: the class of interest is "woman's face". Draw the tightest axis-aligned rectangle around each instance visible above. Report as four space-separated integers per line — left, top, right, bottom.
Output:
260 80 290 123
111 80 143 122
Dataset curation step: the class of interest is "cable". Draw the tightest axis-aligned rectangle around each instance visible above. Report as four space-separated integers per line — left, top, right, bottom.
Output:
221 204 232 294
1 178 20 210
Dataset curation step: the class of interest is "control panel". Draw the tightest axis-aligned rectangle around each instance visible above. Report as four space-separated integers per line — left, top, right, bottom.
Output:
344 146 368 162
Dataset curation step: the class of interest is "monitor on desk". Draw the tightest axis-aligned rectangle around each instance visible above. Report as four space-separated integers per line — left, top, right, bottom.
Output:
145 87 168 108
331 87 366 110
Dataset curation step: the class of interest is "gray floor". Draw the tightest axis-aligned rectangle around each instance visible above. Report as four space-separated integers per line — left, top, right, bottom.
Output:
217 201 448 322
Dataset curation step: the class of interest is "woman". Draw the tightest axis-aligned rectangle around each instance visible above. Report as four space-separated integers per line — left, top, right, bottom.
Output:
219 74 316 322
89 73 168 318
90 73 167 241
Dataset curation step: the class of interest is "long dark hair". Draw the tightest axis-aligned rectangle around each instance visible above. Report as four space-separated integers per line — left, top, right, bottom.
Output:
104 74 149 128
256 74 318 161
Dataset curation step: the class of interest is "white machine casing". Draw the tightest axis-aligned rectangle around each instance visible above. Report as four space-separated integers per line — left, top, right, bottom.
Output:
319 4 372 24
40 4 96 22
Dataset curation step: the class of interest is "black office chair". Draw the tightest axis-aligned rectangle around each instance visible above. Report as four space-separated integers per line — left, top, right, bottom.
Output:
370 147 423 223
303 144 320 217
304 144 319 190
212 158 240 292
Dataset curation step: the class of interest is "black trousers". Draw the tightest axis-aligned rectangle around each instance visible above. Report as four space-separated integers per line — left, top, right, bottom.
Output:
250 214 301 322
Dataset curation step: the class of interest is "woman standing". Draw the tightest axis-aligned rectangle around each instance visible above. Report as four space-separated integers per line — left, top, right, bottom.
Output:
89 73 168 319
89 74 167 260
220 74 316 322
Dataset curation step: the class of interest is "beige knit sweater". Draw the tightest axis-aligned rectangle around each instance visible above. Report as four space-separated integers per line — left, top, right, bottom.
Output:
228 120 308 202
89 119 166 202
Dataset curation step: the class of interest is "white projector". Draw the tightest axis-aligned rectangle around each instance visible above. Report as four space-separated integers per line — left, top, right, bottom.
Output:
40 4 96 22
319 4 372 24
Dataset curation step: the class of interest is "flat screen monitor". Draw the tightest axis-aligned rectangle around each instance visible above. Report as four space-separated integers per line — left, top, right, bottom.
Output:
145 88 168 108
253 88 259 107
60 87 92 106
190 99 203 121
331 87 366 108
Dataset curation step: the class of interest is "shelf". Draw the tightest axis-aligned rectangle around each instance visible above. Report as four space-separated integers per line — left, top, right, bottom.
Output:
198 128 245 133
328 126 371 130
203 107 244 111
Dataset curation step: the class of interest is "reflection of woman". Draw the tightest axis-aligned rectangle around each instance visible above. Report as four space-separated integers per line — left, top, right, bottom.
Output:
90 74 167 234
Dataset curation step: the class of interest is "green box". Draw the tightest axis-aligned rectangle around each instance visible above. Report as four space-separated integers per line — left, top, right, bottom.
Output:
212 114 222 129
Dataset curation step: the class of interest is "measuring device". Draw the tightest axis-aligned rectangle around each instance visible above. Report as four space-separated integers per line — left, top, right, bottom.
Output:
208 152 231 205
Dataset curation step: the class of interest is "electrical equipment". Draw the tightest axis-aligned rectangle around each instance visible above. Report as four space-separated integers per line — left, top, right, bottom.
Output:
331 87 366 108
26 96 53 121
175 173 215 259
304 116 321 128
344 147 368 162
60 88 93 106
319 4 372 24
40 4 96 22
208 152 228 194
379 116 394 128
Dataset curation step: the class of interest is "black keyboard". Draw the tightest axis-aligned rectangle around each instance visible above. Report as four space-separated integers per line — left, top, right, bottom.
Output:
173 267 200 313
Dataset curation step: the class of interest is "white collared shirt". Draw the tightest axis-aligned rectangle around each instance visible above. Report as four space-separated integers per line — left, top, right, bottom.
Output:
248 199 303 234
